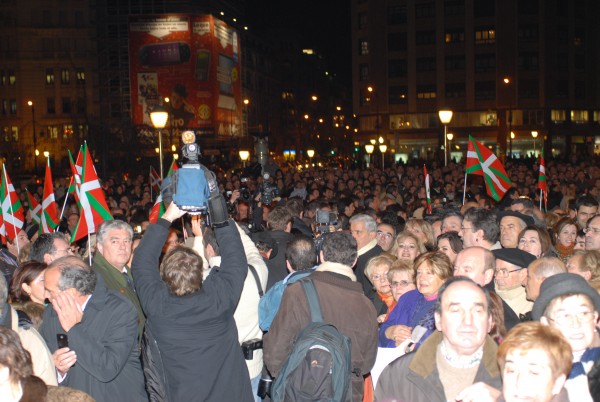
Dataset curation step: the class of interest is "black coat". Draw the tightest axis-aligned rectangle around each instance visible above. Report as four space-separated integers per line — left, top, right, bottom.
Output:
132 219 253 402
40 277 148 402
354 244 383 302
264 231 294 291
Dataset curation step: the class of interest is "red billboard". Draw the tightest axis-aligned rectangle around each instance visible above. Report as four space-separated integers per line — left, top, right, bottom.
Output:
129 15 242 137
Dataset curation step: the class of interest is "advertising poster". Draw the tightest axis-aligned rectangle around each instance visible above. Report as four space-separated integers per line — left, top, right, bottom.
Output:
129 15 241 137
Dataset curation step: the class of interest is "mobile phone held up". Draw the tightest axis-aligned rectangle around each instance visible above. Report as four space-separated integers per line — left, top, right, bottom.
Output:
57 333 69 349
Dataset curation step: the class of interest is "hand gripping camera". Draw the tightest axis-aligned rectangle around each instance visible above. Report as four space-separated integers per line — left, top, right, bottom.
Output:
161 131 228 227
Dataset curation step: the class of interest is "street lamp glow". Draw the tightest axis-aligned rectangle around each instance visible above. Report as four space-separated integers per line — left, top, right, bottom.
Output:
378 136 384 144
311 95 318 101
503 77 510 84
439 110 453 166
171 144 176 152
531 131 538 139
150 106 169 180
370 139 376 145
304 114 309 120
367 86 374 93
379 144 387 153
446 133 454 141
306 149 315 158
510 131 515 139
365 144 374 154
336 106 341 111
35 149 39 156
43 151 49 158
243 98 249 105
27 100 33 107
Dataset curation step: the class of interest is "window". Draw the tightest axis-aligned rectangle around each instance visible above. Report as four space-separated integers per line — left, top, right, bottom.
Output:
388 5 407 24
522 110 544 125
445 0 465 16
47 126 58 139
474 54 496 72
518 80 539 99
46 68 54 85
445 55 465 71
61 68 70 84
359 89 371 107
63 124 74 138
574 28 585 46
555 81 568 99
415 3 435 18
417 85 437 99
76 68 85 84
445 83 465 98
575 82 586 99
389 86 408 105
445 29 464 43
416 57 436 72
551 110 566 123
1 99 6 115
388 59 407 78
11 126 18 141
359 40 369 55
62 97 71 114
571 110 588 124
416 31 436 46
474 0 495 17
475 28 496 44
47 97 55 114
9 99 16 114
76 97 86 114
8 70 15 85
358 12 368 29
518 52 539 71
388 32 407 51
359 64 369 81
518 25 538 42
474 81 495 100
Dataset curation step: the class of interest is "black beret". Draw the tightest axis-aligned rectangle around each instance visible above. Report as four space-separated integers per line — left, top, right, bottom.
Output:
497 210 535 227
492 248 536 268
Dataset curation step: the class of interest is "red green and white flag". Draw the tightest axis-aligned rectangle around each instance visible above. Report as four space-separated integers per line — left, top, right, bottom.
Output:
537 148 547 209
424 165 432 214
41 159 59 234
26 190 41 227
149 166 161 194
167 159 179 177
149 193 164 224
466 136 512 201
0 165 25 243
67 147 83 204
71 143 113 242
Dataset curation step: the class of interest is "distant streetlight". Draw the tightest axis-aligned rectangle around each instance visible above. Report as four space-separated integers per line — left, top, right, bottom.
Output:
531 130 539 154
239 150 250 167
43 151 49 158
150 105 169 180
378 136 384 144
379 144 387 170
365 144 375 168
510 131 515 157
370 138 376 145
311 95 318 101
439 110 453 166
27 101 37 172
446 133 454 163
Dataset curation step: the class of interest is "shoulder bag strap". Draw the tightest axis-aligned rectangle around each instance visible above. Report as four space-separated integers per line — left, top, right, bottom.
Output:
300 278 324 323
247 264 264 297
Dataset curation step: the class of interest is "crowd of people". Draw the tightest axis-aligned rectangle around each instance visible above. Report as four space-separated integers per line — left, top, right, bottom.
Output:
1 154 600 401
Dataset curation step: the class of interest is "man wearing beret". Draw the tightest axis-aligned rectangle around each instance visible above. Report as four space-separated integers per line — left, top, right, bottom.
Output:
498 211 535 249
492 248 536 318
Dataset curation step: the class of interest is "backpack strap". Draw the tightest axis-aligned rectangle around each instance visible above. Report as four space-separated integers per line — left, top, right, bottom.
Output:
300 279 324 323
248 264 264 297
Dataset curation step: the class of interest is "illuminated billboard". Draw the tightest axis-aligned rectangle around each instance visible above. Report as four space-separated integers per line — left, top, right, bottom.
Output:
129 15 241 137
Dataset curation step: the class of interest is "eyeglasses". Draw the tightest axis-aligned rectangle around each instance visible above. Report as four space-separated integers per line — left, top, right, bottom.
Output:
391 280 413 288
495 267 525 277
584 227 600 235
350 230 364 236
53 248 73 255
371 274 389 282
460 226 475 232
376 231 393 240
546 311 595 327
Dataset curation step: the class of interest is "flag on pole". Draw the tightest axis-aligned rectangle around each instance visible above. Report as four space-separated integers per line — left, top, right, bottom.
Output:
466 136 512 201
148 194 165 224
71 143 113 242
537 147 547 210
26 190 41 227
424 165 432 214
67 147 83 203
0 165 25 243
149 166 161 194
41 159 60 234
167 159 179 177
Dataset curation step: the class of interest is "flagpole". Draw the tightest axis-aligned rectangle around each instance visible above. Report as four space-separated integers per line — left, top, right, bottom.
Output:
462 172 467 205
58 175 74 223
539 189 543 211
88 232 92 266
2 164 19 255
149 166 153 201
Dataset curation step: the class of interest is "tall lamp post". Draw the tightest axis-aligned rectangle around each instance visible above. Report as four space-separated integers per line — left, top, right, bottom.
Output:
239 150 250 168
27 101 37 172
446 133 453 163
307 149 315 166
531 130 538 156
150 106 169 180
365 144 374 168
510 131 515 158
438 110 453 166
379 144 387 170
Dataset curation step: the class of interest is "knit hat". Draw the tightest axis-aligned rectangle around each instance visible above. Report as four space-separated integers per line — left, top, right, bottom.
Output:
492 248 536 269
531 273 600 321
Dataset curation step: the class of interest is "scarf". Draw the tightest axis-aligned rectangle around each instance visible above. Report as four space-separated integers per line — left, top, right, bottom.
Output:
377 291 397 322
556 242 575 262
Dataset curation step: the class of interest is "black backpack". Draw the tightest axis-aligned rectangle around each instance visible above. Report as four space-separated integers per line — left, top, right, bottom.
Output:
271 279 354 402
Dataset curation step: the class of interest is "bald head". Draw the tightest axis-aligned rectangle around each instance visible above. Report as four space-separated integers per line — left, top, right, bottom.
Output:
453 246 496 286
523 257 567 301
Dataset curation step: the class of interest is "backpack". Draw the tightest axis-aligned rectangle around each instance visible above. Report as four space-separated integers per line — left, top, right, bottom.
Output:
271 279 354 402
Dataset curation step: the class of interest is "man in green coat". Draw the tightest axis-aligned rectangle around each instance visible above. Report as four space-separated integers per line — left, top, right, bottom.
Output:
92 220 145 344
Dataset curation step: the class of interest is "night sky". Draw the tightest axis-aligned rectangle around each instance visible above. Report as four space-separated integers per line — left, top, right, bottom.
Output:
245 0 352 84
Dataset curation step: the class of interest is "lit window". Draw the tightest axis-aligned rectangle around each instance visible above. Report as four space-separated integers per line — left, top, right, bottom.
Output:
61 68 70 84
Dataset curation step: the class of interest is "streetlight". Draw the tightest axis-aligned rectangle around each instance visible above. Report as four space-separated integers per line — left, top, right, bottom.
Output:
307 149 315 166
367 86 380 139
370 138 376 145
531 130 539 155
27 101 37 172
150 105 169 180
239 150 250 168
446 133 454 163
438 110 453 166
510 131 515 158
365 144 374 168
243 98 250 136
503 77 514 158
379 144 387 170
43 151 49 158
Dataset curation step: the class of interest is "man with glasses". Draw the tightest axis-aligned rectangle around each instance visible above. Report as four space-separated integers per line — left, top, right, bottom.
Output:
375 222 396 252
458 208 501 250
29 232 73 264
492 248 536 318
585 215 600 251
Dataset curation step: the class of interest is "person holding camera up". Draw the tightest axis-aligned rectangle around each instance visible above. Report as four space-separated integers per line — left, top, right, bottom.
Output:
131 200 254 402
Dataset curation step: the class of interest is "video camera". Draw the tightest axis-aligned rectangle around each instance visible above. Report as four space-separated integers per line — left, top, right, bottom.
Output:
260 173 279 206
161 131 228 227
239 177 252 203
314 209 338 235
